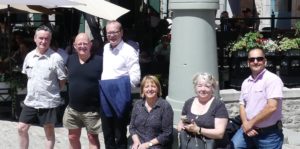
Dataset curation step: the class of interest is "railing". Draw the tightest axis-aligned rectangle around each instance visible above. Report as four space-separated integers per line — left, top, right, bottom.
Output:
216 16 300 90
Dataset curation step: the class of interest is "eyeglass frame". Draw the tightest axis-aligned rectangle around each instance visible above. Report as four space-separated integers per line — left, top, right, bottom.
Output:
106 30 121 36
248 56 265 63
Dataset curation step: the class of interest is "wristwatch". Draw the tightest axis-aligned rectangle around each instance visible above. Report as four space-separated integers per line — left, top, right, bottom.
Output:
148 142 153 148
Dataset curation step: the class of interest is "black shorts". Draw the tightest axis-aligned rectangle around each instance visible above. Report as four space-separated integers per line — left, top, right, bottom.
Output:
19 105 57 126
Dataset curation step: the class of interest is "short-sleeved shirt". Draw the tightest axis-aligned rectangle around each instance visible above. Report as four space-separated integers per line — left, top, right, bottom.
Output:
22 48 67 109
239 69 283 128
181 97 229 148
56 48 68 64
129 98 174 146
181 97 228 129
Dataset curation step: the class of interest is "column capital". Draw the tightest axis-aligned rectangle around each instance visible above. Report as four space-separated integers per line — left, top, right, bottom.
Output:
169 0 219 10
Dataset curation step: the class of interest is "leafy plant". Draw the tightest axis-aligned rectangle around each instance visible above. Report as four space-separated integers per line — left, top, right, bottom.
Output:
229 32 263 52
228 32 279 53
278 37 300 51
262 39 279 52
294 21 300 37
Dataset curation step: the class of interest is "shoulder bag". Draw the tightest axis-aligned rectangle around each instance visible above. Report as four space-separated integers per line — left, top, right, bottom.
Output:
179 130 215 149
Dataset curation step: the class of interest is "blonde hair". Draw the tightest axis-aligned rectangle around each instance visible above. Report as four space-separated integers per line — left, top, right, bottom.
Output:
192 72 218 92
140 75 162 98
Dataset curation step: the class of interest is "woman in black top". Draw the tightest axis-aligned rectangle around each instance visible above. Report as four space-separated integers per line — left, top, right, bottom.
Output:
177 72 229 148
129 75 174 149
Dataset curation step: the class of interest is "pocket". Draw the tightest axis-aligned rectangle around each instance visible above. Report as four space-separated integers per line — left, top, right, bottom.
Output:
242 87 265 104
253 87 265 102
25 65 34 78
42 67 55 80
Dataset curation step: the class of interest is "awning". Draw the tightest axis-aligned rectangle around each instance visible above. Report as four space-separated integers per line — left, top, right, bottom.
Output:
0 0 83 7
58 0 130 21
0 4 42 13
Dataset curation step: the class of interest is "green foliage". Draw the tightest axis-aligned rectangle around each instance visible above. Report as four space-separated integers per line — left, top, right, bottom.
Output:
278 37 300 51
229 32 264 53
231 32 263 51
295 21 300 37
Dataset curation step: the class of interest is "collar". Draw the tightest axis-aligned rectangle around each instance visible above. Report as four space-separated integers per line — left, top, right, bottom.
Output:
249 69 266 82
142 97 163 109
110 40 124 52
33 48 53 59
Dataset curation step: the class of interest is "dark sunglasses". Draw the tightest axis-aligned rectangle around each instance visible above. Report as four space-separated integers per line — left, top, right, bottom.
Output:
248 57 265 62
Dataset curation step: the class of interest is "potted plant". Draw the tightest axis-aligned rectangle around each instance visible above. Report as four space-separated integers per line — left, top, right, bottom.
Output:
230 32 263 52
228 32 279 57
278 37 300 51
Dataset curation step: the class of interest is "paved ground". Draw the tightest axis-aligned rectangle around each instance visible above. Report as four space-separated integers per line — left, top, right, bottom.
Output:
0 113 103 149
0 113 299 149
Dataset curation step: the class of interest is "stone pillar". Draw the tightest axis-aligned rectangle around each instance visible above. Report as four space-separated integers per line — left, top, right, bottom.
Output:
167 0 220 124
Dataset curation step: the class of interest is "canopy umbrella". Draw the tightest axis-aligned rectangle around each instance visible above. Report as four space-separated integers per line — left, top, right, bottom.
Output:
0 4 42 13
0 0 83 7
0 0 84 121
27 5 57 14
58 0 130 20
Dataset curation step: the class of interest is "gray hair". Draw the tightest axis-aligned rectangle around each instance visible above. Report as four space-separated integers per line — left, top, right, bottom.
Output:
106 20 123 31
192 72 218 92
35 25 52 37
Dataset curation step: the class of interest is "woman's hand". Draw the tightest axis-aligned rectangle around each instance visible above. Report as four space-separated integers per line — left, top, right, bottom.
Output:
132 134 141 149
132 142 141 149
183 120 200 134
137 142 150 149
177 120 185 131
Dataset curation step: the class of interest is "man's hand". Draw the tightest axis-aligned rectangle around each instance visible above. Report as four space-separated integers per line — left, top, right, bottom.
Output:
246 129 259 137
242 120 254 133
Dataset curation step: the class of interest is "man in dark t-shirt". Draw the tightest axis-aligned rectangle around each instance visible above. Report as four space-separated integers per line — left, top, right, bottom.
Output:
62 33 103 148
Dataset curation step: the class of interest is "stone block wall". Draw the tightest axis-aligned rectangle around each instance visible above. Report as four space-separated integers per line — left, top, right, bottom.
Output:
221 88 300 132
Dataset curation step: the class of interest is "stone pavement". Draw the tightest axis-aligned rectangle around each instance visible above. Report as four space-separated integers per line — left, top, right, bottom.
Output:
0 113 299 149
283 128 300 149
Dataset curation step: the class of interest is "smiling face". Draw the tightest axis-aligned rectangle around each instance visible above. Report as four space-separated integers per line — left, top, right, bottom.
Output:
140 75 162 100
193 73 217 101
106 21 123 48
142 80 159 100
73 33 92 58
248 48 266 77
34 30 51 54
195 80 214 100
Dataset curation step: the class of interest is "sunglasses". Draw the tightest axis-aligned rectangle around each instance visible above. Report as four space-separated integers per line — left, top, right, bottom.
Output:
248 57 265 62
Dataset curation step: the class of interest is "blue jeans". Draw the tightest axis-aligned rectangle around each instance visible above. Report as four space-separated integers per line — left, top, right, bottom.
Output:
231 127 283 149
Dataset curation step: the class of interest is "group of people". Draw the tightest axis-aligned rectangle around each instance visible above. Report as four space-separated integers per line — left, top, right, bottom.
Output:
16 19 284 149
17 20 140 149
177 47 284 149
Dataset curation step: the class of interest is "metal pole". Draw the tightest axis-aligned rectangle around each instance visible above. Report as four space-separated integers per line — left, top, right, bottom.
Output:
271 10 275 34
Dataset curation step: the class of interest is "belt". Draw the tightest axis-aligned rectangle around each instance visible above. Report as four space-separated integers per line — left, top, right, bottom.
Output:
255 121 282 134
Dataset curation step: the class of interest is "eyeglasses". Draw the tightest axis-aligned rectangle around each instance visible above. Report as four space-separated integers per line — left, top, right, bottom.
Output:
248 57 265 63
106 31 120 36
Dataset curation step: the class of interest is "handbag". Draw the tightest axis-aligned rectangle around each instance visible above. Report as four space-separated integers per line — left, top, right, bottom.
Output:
179 130 215 149
227 115 242 139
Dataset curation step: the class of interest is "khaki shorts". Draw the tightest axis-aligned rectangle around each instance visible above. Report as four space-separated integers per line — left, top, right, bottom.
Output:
63 106 102 134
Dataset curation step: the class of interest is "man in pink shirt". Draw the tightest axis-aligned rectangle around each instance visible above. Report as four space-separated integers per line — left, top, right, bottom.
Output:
231 48 284 149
